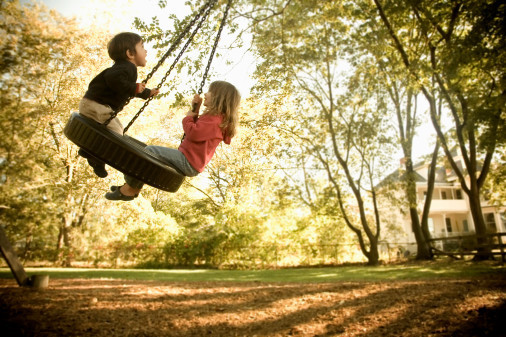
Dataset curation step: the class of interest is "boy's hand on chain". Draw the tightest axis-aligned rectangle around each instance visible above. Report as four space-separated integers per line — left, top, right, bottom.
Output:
135 83 146 94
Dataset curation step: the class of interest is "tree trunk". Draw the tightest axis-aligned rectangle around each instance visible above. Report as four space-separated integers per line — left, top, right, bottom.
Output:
405 160 432 260
367 239 380 266
468 185 492 260
420 140 439 258
56 215 73 267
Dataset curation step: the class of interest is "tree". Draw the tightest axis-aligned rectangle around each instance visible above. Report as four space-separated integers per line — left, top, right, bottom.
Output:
372 0 506 258
242 0 399 265
0 0 118 265
351 22 440 259
0 0 79 260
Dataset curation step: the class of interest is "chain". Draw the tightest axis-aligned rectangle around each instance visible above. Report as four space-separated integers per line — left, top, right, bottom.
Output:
123 0 219 133
103 0 218 129
196 0 231 96
143 0 218 86
182 0 231 143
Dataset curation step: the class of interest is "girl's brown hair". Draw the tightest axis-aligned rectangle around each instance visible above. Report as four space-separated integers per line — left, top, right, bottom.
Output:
204 81 240 138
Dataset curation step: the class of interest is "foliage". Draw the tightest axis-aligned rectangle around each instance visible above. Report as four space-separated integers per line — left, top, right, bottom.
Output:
0 0 183 267
370 0 506 247
243 0 399 265
484 148 506 205
1 0 504 271
1 0 81 260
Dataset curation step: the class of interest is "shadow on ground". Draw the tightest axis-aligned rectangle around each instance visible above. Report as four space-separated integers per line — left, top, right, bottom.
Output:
0 276 505 336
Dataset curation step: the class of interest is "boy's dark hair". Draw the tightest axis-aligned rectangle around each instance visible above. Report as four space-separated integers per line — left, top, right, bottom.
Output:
107 32 142 62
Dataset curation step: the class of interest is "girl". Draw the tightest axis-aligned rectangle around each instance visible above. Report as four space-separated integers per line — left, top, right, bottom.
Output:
105 80 240 201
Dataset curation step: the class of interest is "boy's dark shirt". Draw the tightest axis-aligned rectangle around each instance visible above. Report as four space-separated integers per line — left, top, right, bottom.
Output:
84 59 151 111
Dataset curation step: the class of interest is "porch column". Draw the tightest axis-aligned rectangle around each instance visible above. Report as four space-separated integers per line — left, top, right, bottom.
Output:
443 213 448 237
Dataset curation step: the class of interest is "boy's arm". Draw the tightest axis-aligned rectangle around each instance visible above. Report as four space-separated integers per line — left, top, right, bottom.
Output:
104 64 159 99
135 87 159 99
104 66 136 96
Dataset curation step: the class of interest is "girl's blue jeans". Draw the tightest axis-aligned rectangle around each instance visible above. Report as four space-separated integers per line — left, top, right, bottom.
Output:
124 145 199 189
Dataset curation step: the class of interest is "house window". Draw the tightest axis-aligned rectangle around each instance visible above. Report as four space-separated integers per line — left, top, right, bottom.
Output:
445 218 452 233
442 191 448 200
463 220 469 232
456 189 462 200
485 213 497 233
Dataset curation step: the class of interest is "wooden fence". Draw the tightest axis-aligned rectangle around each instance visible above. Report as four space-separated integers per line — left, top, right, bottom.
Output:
429 232 506 262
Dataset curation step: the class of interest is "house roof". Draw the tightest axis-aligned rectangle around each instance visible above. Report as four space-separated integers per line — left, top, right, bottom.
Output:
377 168 427 188
378 155 483 190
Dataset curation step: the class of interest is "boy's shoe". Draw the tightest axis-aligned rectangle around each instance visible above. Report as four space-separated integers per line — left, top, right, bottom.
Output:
78 148 88 158
78 148 108 178
88 159 108 178
105 186 138 201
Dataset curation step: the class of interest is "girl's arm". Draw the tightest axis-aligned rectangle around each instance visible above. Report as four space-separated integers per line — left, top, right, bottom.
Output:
188 94 202 116
182 115 223 142
182 94 225 142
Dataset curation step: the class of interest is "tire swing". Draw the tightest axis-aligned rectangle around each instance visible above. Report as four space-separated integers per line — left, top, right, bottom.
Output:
64 0 230 192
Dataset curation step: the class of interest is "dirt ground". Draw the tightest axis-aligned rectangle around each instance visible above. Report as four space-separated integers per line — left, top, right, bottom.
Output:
0 276 505 337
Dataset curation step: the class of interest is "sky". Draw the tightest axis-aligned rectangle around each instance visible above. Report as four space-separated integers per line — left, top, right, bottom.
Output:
28 0 256 97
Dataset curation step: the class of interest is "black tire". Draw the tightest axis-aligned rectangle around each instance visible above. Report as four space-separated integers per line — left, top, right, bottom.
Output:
64 112 185 192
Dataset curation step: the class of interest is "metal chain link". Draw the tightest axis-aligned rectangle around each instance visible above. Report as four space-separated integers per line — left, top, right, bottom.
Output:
123 0 219 133
182 0 231 143
143 0 219 86
197 0 231 95
103 0 218 129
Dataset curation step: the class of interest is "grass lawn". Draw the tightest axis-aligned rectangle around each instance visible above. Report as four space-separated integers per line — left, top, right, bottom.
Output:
1 260 504 283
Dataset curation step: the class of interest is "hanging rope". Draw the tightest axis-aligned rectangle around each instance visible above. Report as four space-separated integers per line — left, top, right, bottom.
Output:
103 0 218 129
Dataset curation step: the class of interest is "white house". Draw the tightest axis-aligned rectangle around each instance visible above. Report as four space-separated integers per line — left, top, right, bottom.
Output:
379 151 505 253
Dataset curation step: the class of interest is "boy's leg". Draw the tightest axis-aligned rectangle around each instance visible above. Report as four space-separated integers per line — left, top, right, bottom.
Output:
79 98 123 134
78 98 117 178
106 118 124 135
77 148 108 178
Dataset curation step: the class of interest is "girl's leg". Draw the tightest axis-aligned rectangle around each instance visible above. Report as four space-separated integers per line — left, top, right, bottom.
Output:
119 183 140 196
144 145 199 177
115 146 190 194
106 145 197 200
124 174 144 190
105 182 139 201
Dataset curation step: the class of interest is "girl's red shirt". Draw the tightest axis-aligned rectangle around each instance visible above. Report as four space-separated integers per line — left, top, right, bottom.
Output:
178 114 231 173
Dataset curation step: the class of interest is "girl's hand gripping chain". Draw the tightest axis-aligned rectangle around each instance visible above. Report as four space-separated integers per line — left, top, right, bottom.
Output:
189 94 202 117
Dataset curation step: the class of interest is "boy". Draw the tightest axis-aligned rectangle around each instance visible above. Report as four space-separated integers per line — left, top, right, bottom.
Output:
78 32 159 178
